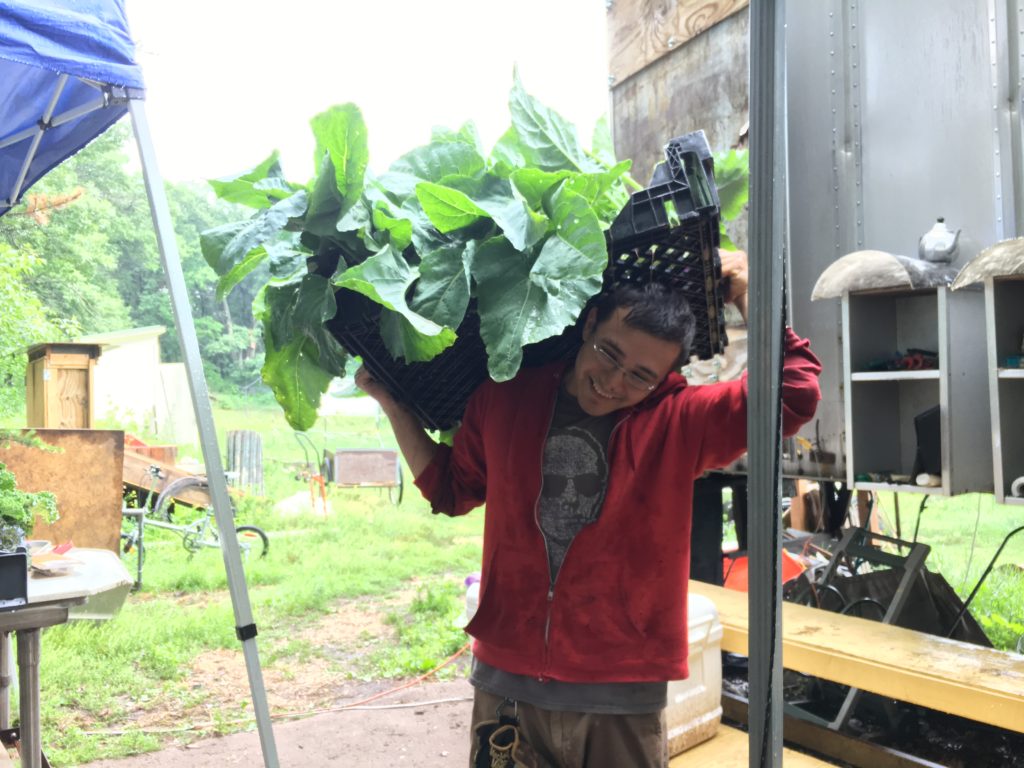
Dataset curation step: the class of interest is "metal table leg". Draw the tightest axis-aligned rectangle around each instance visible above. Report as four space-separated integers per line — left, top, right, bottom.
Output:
0 632 9 729
16 628 41 768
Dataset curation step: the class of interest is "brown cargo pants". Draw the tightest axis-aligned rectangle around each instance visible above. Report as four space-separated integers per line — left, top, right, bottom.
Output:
470 688 669 768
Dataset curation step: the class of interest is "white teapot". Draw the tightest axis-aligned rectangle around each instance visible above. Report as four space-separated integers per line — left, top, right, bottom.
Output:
918 217 961 263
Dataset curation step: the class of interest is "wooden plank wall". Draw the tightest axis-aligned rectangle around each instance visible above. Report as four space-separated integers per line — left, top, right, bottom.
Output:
0 429 124 552
608 0 749 85
608 0 750 191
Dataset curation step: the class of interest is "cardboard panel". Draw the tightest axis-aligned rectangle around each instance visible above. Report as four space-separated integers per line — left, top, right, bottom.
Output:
0 429 124 552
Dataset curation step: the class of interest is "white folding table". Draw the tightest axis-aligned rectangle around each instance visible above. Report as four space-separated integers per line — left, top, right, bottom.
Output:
0 549 131 768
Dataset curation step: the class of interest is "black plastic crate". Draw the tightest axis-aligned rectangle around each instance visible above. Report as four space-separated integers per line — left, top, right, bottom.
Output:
325 291 489 432
325 130 726 431
606 130 726 360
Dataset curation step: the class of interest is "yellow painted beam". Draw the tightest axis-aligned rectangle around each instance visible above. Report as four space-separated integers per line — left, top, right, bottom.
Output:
671 723 836 767
689 581 1024 734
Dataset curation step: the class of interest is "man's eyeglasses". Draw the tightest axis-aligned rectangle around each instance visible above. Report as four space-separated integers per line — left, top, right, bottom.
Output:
591 343 658 392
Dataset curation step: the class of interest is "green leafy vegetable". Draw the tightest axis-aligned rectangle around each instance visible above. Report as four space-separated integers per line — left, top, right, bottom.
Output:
713 149 749 250
204 75 634 429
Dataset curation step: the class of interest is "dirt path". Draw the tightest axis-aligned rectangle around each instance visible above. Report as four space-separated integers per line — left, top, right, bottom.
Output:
70 592 476 768
77 679 474 768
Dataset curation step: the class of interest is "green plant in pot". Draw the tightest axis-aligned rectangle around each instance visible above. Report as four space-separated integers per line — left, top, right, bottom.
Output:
0 431 58 552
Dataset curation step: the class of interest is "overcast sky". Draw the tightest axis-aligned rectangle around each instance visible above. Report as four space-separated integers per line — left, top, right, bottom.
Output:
124 0 611 184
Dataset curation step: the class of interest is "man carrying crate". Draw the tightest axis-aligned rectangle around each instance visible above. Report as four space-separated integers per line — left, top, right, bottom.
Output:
356 251 821 768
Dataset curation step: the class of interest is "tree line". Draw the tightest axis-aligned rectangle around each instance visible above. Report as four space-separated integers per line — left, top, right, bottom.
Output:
0 123 266 418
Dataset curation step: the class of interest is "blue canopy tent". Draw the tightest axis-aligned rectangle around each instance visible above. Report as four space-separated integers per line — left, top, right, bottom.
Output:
0 2 280 765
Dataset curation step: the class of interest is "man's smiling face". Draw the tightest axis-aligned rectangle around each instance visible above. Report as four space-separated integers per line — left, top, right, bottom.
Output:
565 307 683 417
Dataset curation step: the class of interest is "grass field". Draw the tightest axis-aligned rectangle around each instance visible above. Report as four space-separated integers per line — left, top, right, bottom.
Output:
3 396 1023 764
31 399 485 765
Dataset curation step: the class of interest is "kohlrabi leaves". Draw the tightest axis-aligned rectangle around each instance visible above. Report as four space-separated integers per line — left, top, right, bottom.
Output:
458 175 549 250
473 225 603 381
200 190 308 297
510 168 572 211
712 148 748 250
334 246 456 361
379 309 457 363
416 182 490 233
547 185 608 268
205 74 650 430
431 122 485 155
489 126 528 177
713 149 749 222
410 244 473 328
208 151 299 209
260 275 345 430
311 104 368 213
508 70 603 174
377 135 487 204
371 203 414 251
591 115 616 167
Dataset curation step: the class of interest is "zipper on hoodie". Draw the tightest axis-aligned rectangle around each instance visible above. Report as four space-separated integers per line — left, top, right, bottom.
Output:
534 395 632 680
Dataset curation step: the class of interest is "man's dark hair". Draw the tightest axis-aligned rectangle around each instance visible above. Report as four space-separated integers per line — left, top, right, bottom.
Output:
592 283 696 367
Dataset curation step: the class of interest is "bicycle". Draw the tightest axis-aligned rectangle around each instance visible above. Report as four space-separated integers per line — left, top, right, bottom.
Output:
121 474 269 590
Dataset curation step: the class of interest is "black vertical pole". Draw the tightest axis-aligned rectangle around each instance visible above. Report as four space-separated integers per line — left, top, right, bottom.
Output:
747 0 787 766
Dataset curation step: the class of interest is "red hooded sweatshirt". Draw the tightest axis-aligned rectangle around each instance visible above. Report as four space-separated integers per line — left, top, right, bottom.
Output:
415 328 821 683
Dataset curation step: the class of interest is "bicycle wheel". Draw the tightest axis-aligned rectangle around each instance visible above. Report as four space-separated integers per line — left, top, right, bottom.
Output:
153 476 211 522
234 526 269 559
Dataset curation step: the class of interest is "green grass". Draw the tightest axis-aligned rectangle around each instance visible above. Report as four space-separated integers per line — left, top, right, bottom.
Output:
31 402 485 766
6 399 1024 763
873 492 1024 651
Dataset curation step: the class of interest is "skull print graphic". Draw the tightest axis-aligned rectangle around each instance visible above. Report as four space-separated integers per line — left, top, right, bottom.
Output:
538 427 609 583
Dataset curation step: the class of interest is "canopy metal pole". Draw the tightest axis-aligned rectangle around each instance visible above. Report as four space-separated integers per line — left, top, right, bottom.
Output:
747 0 789 766
127 99 280 768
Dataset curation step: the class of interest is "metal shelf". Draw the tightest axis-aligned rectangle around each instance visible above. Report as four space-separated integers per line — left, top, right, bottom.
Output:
854 481 945 496
851 370 941 381
997 368 1024 379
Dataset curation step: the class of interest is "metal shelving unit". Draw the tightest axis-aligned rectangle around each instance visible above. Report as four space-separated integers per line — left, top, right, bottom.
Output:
841 286 992 496
986 276 1024 505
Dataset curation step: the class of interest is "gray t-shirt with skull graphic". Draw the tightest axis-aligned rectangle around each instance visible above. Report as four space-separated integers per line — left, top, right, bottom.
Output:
468 381 667 715
538 383 616 584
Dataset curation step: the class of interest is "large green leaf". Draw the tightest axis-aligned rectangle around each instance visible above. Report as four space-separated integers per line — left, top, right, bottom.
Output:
547 184 608 267
713 149 749 222
489 126 527 177
208 152 298 209
416 182 489 233
334 246 455 361
508 71 602 174
431 121 485 154
383 140 486 200
591 115 616 166
463 176 549 250
311 104 369 212
200 190 308 296
305 153 343 238
260 275 344 430
372 202 414 251
472 228 603 381
510 168 572 211
410 244 473 327
561 162 632 225
379 309 457 363
261 336 334 431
